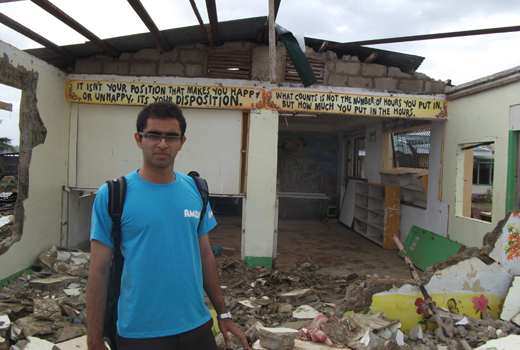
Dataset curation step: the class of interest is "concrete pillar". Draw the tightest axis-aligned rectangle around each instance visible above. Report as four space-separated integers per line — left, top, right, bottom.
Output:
242 109 279 268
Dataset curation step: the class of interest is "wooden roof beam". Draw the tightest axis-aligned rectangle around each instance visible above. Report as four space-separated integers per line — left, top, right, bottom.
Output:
263 0 281 44
205 0 220 46
0 12 77 61
330 24 520 48
189 0 210 43
127 0 171 52
30 0 120 57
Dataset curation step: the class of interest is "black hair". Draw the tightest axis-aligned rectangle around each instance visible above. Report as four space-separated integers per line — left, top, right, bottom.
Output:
136 102 187 135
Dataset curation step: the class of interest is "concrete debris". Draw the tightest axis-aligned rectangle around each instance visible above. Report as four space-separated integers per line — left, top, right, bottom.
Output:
473 334 520 350
258 327 299 350
33 298 61 321
252 339 337 350
38 247 90 277
29 276 80 293
0 247 519 349
512 312 520 327
292 305 321 320
500 276 520 322
22 336 54 350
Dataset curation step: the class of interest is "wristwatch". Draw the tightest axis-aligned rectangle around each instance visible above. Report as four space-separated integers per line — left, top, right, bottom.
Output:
217 312 232 320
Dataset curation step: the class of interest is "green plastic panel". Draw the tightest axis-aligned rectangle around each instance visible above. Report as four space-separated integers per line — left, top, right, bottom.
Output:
245 256 273 269
400 226 462 271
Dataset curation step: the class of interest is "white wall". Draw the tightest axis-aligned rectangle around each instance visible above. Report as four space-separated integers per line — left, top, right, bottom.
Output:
0 41 70 279
399 121 449 239
71 103 243 194
444 80 520 247
365 123 383 184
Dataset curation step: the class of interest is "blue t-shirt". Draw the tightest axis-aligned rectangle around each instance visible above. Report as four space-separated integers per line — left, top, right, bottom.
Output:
90 170 217 338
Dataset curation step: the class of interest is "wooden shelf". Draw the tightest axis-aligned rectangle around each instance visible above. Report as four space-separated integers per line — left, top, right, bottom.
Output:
353 182 400 249
380 171 428 209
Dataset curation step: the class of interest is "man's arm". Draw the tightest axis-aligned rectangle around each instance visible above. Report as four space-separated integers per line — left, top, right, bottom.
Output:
86 240 113 350
198 234 249 349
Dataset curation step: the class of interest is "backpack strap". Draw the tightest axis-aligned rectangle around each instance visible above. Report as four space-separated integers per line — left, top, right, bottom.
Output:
107 176 127 244
188 171 209 230
104 176 126 350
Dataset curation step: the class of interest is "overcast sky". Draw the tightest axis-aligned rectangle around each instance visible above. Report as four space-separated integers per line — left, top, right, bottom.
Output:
1 0 520 143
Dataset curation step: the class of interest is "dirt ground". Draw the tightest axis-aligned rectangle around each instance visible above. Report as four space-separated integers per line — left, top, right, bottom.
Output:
209 214 412 280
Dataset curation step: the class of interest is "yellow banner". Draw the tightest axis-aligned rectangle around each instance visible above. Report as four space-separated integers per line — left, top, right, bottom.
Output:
66 80 266 109
66 80 447 119
268 89 448 119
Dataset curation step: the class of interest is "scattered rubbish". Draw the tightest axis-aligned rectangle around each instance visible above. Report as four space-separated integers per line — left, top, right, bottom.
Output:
0 244 519 350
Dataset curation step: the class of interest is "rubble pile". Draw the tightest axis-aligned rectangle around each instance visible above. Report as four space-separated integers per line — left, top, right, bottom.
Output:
214 259 520 349
0 246 89 349
0 249 519 349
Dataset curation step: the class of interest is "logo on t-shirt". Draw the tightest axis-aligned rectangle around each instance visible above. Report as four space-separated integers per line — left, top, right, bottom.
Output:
184 209 201 218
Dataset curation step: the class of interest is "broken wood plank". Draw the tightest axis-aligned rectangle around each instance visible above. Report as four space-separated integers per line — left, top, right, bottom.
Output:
393 236 458 350
0 101 12 112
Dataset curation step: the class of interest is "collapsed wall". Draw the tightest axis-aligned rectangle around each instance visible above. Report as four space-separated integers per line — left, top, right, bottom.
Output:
73 41 446 94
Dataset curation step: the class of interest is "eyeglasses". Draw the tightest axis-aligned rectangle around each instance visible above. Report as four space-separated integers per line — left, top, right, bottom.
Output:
139 132 183 144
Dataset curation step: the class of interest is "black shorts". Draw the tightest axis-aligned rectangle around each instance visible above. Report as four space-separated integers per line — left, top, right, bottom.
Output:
117 318 218 350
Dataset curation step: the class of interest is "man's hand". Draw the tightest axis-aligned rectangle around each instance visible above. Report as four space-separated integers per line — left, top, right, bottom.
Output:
218 318 250 349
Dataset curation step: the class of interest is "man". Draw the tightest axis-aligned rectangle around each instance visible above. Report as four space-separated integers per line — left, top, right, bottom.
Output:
86 102 249 350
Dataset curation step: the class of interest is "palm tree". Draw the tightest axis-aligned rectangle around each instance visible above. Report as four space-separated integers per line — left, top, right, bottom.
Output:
0 137 16 174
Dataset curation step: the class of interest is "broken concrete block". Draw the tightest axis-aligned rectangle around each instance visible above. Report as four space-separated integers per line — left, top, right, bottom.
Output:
244 321 264 343
29 276 79 293
33 298 61 321
10 323 22 341
512 311 520 327
62 289 81 297
238 298 261 309
473 333 520 349
408 325 423 340
51 335 87 350
0 314 10 338
277 303 293 317
214 332 241 349
60 305 78 318
55 324 86 343
253 339 335 350
258 327 298 350
0 335 7 350
292 305 321 320
280 320 309 330
501 276 520 322
278 288 317 306
22 336 54 350
390 329 405 346
15 316 54 338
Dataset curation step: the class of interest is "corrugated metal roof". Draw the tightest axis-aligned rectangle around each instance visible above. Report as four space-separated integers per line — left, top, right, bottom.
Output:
305 37 425 73
24 16 425 73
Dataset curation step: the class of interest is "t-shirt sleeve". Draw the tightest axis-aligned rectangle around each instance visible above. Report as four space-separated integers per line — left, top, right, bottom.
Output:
90 183 115 248
197 201 217 237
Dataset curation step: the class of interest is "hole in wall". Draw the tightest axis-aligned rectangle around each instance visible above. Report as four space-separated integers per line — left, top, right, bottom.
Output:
0 53 47 255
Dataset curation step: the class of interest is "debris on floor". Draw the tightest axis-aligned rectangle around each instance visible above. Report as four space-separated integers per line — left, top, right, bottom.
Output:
1 209 520 350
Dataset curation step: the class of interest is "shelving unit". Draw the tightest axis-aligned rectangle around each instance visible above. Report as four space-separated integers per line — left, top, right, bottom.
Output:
353 182 401 249
380 169 428 209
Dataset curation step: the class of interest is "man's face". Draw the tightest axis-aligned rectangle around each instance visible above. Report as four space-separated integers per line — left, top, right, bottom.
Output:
134 117 186 170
